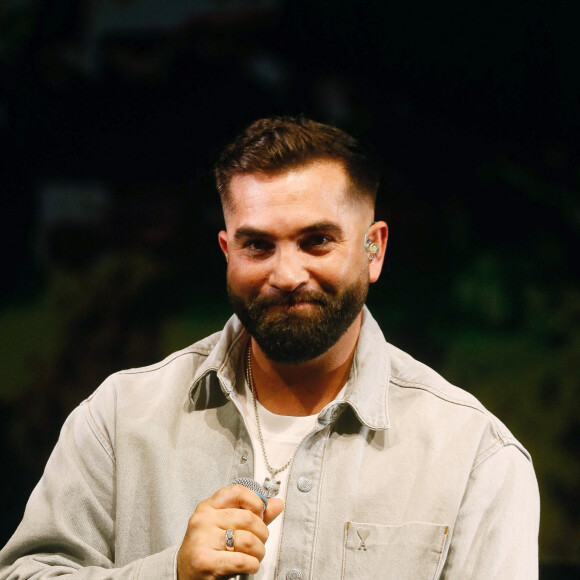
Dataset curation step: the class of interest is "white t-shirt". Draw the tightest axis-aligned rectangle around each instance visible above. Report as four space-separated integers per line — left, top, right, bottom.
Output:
236 366 320 579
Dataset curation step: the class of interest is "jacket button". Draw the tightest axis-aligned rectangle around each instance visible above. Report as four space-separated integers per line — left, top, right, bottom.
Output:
287 569 302 580
297 476 312 492
240 454 248 464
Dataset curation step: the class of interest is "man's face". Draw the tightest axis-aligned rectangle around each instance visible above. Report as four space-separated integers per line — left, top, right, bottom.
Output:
218 160 385 364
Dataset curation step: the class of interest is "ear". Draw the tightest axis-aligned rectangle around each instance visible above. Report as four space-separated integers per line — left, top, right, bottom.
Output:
366 220 388 283
218 230 229 262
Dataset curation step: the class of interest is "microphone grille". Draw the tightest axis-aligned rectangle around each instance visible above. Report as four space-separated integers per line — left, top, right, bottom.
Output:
230 478 268 510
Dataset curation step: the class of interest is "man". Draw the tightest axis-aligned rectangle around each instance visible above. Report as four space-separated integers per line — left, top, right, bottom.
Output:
1 117 539 579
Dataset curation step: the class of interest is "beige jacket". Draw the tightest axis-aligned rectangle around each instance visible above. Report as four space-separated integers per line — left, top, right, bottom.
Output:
0 308 539 579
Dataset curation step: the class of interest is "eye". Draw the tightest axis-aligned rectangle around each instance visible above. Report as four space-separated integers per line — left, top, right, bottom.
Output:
243 239 274 256
301 234 334 253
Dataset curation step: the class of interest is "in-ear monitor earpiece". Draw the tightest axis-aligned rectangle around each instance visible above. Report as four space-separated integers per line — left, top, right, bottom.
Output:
364 224 379 259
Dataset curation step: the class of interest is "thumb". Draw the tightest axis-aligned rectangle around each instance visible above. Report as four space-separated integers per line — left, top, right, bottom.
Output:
264 498 284 525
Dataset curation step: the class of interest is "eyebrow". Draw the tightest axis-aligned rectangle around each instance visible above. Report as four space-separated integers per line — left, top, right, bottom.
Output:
233 220 344 242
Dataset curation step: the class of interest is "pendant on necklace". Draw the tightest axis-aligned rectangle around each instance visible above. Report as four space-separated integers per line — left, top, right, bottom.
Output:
263 476 281 498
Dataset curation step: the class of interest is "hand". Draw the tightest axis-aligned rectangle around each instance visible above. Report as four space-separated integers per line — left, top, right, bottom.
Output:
177 484 284 580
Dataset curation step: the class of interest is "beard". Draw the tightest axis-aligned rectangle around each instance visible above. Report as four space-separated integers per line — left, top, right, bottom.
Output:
228 277 369 364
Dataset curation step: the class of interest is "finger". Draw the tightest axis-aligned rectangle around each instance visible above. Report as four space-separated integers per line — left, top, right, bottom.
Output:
212 508 269 544
264 497 284 526
177 520 264 579
213 551 260 578
197 484 266 517
180 546 260 579
225 529 266 561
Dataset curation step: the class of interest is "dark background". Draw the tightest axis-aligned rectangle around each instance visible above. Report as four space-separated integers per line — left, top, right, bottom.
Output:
1 1 579 576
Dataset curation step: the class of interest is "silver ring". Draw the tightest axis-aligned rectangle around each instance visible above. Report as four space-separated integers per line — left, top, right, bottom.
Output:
225 528 235 551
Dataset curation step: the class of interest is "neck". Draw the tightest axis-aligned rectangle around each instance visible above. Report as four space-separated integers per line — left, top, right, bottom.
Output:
249 312 362 416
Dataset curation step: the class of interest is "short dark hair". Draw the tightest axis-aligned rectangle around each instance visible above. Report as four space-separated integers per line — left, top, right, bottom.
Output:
215 116 380 211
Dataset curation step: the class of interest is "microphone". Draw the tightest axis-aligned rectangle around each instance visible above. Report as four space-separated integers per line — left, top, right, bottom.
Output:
230 477 268 512
229 479 269 580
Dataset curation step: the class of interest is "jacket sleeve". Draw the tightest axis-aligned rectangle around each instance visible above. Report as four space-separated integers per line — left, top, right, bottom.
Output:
441 443 540 579
0 396 178 579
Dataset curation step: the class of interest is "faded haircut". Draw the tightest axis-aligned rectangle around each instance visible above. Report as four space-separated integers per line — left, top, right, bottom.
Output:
215 116 380 212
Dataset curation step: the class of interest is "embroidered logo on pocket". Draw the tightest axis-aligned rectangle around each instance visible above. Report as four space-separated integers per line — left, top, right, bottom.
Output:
357 527 370 550
343 521 449 579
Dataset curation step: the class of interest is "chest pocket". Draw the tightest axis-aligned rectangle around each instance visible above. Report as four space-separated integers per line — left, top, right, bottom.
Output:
342 521 449 580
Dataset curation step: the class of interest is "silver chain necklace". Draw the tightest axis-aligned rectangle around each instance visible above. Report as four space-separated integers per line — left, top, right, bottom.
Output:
245 344 295 498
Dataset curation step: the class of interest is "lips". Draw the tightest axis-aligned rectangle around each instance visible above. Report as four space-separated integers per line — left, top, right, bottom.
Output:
259 293 327 308
270 301 318 311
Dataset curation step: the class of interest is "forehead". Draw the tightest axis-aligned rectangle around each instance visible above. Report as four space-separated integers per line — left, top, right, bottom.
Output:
225 161 361 230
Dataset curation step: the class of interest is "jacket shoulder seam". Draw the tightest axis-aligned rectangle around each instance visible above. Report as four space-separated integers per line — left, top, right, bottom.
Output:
390 375 507 451
472 438 532 472
116 347 212 376
390 375 486 415
81 400 115 462
391 375 531 467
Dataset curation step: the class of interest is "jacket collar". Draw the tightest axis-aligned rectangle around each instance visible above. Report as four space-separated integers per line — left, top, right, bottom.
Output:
338 306 391 430
189 306 391 430
189 314 248 399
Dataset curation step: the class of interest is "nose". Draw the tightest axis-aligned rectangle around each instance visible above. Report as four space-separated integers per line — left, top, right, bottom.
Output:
268 247 309 292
